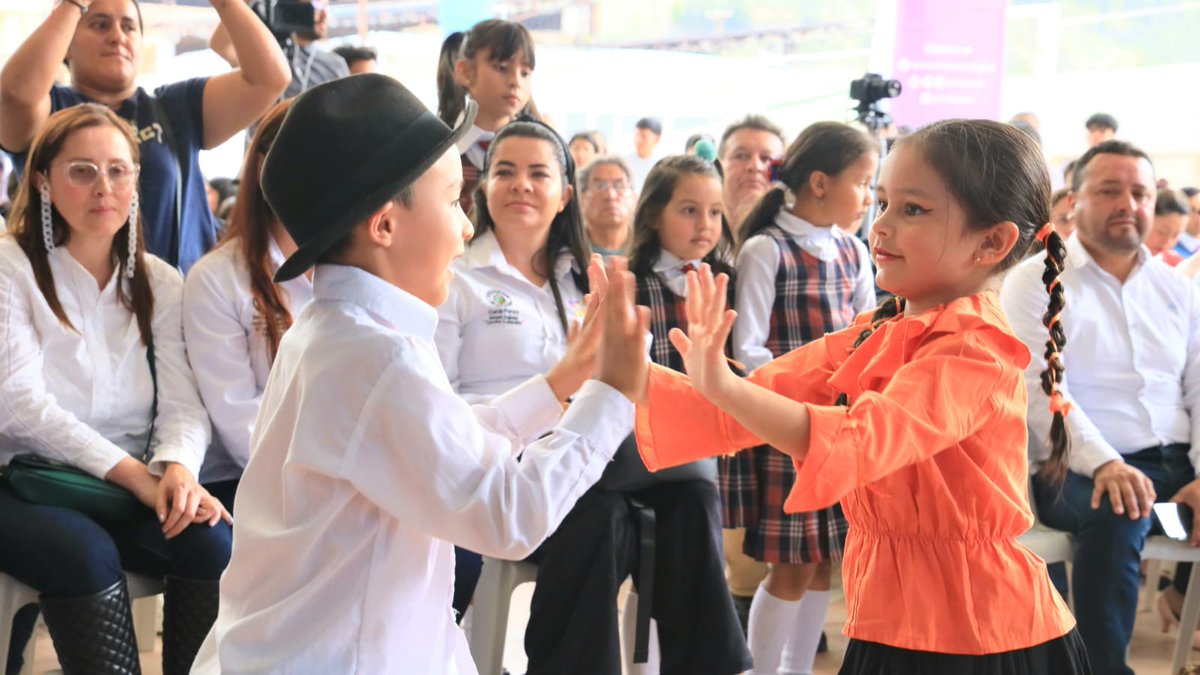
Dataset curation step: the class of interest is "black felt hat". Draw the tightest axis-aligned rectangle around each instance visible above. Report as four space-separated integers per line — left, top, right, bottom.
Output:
262 73 477 282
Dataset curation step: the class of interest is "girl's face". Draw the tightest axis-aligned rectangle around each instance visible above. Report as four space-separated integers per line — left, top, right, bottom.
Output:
870 144 999 314
485 136 572 238
66 0 142 92
461 47 532 127
817 152 877 228
37 125 139 246
655 174 723 262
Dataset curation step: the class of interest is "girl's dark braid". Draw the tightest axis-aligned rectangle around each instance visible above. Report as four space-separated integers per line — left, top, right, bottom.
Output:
1037 225 1071 484
835 295 906 406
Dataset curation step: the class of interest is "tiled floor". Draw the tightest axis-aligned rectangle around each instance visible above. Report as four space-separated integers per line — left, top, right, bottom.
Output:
28 578 1183 674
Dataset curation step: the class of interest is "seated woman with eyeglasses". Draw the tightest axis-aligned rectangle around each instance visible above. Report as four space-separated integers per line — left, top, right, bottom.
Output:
0 104 230 675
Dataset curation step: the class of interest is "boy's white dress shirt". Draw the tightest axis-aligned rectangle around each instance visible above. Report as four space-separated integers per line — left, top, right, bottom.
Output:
0 236 210 478
192 263 631 674
182 238 313 483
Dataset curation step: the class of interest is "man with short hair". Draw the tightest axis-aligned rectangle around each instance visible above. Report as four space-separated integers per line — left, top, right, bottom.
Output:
626 117 662 193
211 0 349 98
333 45 377 74
718 114 785 237
1001 140 1200 675
579 156 635 258
1085 112 1119 148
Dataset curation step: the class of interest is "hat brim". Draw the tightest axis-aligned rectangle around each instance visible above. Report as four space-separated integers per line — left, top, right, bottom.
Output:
273 102 478 283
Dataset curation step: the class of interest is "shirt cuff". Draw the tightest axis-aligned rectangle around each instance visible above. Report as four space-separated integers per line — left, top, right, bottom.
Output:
490 374 564 444
1070 440 1124 479
147 445 202 480
559 380 634 462
785 403 859 512
76 443 136 481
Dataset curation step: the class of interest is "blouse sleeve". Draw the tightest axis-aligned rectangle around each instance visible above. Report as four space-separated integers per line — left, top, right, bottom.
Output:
0 251 129 478
788 329 1011 512
636 336 839 470
145 260 212 478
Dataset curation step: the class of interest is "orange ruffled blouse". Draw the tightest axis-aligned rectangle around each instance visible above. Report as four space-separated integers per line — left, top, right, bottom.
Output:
635 292 1075 655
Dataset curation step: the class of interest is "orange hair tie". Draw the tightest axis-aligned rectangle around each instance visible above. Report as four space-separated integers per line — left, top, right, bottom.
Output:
1049 391 1073 418
1035 222 1055 245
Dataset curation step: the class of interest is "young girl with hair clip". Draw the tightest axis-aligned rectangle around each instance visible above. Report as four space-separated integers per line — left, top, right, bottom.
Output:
620 154 752 674
599 119 1086 673
436 20 540 217
182 100 311 512
0 104 231 675
730 121 878 675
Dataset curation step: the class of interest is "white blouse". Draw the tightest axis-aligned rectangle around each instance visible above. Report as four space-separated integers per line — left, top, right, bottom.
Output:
0 236 210 479
436 229 586 401
182 237 313 483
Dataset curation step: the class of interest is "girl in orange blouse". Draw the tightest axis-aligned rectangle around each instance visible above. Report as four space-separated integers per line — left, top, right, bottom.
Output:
598 119 1089 673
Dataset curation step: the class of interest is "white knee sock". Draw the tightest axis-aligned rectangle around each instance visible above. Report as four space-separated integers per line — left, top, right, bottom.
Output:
621 591 660 674
778 589 831 675
748 584 803 675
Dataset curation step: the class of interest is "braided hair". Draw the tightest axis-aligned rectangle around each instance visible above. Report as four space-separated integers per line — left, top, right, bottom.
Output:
839 120 1071 481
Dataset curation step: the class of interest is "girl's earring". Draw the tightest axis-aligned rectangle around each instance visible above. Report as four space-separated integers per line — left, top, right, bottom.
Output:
39 182 55 252
126 191 139 279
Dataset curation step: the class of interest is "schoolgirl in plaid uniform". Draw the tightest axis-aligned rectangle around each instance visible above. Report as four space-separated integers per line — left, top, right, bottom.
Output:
626 154 751 674
731 122 879 675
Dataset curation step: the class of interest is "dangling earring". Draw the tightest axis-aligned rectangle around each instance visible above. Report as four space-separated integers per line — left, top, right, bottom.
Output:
125 191 139 279
39 182 55 252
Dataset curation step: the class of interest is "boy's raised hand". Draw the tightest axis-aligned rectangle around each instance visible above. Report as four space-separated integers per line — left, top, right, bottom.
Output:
668 264 739 405
599 256 650 404
546 255 608 402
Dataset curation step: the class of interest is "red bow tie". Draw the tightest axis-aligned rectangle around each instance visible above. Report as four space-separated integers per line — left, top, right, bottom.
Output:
681 263 696 274
478 139 491 153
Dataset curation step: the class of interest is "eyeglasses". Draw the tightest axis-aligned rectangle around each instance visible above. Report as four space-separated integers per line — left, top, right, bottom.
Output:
59 160 140 188
588 180 630 195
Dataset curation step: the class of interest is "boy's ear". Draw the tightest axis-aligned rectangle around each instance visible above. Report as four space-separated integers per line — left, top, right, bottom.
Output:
364 201 398 247
977 220 1020 265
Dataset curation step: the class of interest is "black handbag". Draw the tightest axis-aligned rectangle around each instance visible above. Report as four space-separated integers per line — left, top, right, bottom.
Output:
2 344 157 520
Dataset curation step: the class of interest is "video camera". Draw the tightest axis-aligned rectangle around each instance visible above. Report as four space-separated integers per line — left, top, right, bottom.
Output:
849 73 901 134
252 0 316 46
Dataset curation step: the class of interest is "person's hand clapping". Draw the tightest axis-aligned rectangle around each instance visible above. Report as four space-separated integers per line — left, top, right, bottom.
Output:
668 264 740 406
598 256 650 404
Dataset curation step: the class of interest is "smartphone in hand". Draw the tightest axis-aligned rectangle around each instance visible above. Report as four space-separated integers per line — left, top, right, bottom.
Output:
1154 502 1195 541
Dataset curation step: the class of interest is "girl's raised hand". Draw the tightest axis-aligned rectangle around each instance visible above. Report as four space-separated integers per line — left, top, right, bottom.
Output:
547 255 608 402
599 256 650 404
669 264 739 405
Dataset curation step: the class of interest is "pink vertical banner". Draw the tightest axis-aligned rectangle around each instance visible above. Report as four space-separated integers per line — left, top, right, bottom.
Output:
889 0 1007 127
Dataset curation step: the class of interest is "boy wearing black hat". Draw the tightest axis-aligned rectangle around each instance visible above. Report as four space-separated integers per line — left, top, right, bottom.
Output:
190 74 634 674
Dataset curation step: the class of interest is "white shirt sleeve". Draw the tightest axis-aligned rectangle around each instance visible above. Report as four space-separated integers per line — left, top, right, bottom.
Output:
182 260 260 469
1000 259 1122 477
145 262 212 479
346 365 632 560
433 280 465 393
0 255 130 478
1180 283 1200 478
850 237 877 315
733 235 780 371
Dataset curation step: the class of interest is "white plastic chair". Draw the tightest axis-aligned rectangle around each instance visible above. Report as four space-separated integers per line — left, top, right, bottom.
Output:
1141 536 1200 675
1 571 165 674
467 557 538 675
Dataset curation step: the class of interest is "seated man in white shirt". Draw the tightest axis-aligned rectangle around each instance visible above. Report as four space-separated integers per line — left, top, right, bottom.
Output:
1001 140 1200 675
191 74 637 674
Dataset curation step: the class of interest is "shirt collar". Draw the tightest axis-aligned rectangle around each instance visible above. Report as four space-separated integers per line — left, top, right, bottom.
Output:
312 264 438 340
652 249 700 274
464 229 577 283
49 246 121 298
774 210 837 241
455 124 493 155
1064 232 1148 275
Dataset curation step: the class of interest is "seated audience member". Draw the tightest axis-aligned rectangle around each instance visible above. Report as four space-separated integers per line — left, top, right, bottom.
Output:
0 0 290 272
183 101 310 513
211 0 347 100
0 104 230 675
1174 186 1200 260
569 131 601 172
1049 188 1075 240
1148 188 1191 265
190 75 633 674
333 45 378 75
1002 140 1200 675
717 115 785 238
579 155 636 258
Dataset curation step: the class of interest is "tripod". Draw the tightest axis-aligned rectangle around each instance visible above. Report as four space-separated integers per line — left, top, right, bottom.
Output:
855 99 892 242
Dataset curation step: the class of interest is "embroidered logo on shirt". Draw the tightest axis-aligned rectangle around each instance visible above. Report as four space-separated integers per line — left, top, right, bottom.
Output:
137 123 164 145
485 290 521 326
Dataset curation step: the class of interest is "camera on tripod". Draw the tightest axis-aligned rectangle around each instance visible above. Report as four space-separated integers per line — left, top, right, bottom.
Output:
849 73 901 135
251 0 316 45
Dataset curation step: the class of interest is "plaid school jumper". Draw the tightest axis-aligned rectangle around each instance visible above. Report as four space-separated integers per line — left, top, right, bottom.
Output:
738 225 866 564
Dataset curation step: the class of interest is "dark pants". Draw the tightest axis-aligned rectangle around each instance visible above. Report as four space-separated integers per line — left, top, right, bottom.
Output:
0 482 231 672
1033 444 1192 675
523 482 750 675
203 479 240 515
